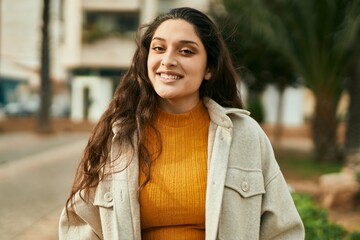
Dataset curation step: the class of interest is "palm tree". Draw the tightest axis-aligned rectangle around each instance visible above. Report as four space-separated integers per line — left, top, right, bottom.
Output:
37 0 52 133
221 0 360 162
346 55 360 174
211 7 299 143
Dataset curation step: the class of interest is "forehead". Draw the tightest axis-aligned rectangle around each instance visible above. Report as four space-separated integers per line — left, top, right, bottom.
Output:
152 19 201 43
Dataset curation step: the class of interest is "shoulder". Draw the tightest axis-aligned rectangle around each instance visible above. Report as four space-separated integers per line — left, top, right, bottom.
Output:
226 109 272 156
226 108 260 130
204 98 253 128
205 97 271 149
204 98 263 134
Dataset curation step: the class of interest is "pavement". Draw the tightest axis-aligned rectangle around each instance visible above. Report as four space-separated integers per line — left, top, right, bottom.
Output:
0 132 90 240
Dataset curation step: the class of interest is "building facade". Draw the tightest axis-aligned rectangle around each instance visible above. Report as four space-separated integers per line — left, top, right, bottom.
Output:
0 0 66 117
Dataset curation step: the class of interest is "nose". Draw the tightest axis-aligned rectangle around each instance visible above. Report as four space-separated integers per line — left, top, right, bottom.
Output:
161 51 177 67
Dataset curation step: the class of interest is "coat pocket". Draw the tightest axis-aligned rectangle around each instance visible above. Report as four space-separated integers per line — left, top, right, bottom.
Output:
218 168 265 239
224 167 265 198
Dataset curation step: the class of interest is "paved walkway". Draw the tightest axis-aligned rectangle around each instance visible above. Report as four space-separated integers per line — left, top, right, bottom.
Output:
0 132 89 240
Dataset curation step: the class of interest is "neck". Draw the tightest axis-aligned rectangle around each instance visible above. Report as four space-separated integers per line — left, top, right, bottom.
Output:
159 97 200 114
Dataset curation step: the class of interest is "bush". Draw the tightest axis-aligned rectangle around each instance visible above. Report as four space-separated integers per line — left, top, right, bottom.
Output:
246 96 264 123
347 232 360 240
292 193 346 240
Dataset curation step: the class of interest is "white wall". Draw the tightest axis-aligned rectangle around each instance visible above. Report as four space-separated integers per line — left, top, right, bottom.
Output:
71 76 113 122
262 84 304 126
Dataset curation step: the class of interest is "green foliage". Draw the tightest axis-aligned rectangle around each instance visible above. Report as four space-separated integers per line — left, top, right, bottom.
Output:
246 95 264 123
221 0 360 91
356 172 360 184
276 152 343 179
219 0 360 162
210 3 298 94
347 231 360 240
292 193 346 239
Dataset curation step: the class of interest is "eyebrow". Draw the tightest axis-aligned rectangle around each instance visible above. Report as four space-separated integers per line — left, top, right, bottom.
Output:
151 37 199 47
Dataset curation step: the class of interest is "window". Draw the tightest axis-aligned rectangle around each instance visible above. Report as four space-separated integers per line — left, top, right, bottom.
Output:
82 11 140 43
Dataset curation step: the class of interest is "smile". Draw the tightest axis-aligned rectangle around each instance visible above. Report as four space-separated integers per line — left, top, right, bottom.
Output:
159 73 181 80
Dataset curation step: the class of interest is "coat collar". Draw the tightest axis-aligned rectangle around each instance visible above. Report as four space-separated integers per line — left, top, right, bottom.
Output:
203 97 250 129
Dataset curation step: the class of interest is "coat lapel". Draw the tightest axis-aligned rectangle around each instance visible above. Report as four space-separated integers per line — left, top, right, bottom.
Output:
204 98 234 240
111 142 134 239
126 151 141 239
206 124 232 240
111 135 141 239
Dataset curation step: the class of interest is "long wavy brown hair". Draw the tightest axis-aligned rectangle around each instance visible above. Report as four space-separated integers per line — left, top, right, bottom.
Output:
66 7 243 210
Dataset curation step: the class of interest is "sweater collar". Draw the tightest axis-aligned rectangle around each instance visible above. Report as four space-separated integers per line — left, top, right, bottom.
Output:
155 100 209 128
111 98 250 134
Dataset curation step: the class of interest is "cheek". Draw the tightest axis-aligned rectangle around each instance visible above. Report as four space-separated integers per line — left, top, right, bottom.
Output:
190 61 207 79
147 57 152 71
147 53 159 69
147 58 155 79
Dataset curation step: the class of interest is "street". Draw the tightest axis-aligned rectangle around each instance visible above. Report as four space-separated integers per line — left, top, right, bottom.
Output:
0 132 89 240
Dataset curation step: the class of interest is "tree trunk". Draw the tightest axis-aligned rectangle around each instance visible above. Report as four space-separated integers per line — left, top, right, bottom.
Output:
37 0 52 133
312 90 340 162
345 57 360 173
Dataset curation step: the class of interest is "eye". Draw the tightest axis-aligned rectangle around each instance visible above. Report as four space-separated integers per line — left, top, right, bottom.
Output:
151 46 165 52
179 49 194 55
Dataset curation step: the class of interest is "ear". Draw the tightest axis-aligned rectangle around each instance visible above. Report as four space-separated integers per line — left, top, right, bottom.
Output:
204 69 212 80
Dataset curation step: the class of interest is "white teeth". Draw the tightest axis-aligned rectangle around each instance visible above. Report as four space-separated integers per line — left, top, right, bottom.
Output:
160 73 180 79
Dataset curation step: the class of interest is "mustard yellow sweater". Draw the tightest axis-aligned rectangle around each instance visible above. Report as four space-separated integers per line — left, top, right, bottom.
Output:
139 101 210 240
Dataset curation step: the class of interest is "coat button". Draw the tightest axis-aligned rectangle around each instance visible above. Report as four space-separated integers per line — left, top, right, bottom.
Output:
104 192 113 202
241 181 249 192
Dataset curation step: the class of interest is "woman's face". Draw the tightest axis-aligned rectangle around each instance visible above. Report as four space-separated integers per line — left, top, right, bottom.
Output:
147 19 211 114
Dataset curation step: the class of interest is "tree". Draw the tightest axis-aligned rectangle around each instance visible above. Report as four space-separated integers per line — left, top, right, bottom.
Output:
221 0 360 162
37 0 52 133
345 55 360 174
210 4 300 143
344 24 360 173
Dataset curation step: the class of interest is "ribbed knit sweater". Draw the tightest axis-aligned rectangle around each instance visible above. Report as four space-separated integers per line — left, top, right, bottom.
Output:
139 101 210 240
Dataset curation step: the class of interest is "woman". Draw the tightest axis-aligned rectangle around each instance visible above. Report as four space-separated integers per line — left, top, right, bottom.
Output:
59 7 304 240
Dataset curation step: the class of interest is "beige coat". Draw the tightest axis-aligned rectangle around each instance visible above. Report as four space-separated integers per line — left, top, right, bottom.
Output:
59 98 305 240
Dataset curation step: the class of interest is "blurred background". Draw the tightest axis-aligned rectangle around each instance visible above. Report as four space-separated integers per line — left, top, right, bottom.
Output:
0 0 359 239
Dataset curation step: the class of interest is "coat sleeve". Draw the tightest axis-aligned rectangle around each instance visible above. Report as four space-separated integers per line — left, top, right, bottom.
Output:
260 171 305 239
258 129 305 240
58 191 103 240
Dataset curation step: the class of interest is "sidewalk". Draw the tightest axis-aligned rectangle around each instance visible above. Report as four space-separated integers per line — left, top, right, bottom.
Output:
0 132 89 240
0 132 89 180
15 207 63 240
0 132 89 165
